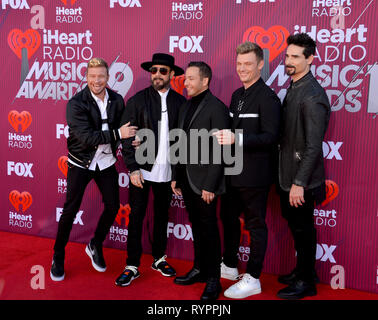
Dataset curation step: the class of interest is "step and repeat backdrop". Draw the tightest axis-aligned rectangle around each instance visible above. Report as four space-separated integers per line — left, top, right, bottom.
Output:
0 0 377 293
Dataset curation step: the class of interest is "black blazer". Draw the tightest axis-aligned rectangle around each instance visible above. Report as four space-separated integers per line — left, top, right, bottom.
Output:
228 78 281 187
66 86 125 168
173 91 230 195
121 86 186 173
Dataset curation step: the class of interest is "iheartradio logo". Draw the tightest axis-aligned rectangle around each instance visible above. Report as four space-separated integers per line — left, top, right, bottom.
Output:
9 190 33 212
60 0 78 5
242 25 289 62
8 110 32 133
8 29 41 60
115 204 131 227
170 75 185 95
58 156 68 177
321 180 339 206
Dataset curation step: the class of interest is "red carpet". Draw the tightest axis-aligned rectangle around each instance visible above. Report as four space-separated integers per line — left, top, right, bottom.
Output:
0 231 377 301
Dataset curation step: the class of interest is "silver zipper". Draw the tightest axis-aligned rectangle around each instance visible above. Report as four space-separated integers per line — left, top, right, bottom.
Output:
68 152 84 163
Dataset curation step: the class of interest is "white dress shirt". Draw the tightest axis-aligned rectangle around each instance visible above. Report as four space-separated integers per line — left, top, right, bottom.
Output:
140 89 171 182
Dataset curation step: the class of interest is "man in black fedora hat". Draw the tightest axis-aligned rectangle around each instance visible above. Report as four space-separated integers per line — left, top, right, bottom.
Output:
115 53 186 287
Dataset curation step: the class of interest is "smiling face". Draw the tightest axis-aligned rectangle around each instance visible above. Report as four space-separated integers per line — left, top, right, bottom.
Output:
285 44 314 82
236 51 264 88
184 66 208 98
86 66 109 100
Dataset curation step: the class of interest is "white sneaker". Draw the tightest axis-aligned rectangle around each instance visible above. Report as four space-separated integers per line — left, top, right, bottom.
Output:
220 262 239 280
224 273 262 299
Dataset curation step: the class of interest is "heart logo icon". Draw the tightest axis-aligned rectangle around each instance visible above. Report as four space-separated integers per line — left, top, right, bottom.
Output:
239 217 251 245
115 204 131 227
58 156 68 177
8 29 41 60
242 25 289 62
8 110 32 133
60 0 78 5
171 75 185 95
9 190 33 212
321 180 339 206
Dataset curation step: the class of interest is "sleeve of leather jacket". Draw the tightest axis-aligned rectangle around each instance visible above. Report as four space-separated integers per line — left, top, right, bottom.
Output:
242 93 281 149
202 101 230 193
66 99 114 148
293 96 329 187
120 96 140 173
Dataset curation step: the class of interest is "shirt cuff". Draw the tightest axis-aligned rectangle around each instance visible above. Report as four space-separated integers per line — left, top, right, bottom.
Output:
238 133 243 147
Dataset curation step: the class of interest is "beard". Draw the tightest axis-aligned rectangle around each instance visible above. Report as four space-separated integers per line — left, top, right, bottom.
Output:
151 77 170 91
285 65 296 76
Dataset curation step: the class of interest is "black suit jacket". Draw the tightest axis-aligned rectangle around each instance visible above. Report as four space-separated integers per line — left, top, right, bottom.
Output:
66 86 125 168
121 86 186 173
228 78 281 187
173 91 230 195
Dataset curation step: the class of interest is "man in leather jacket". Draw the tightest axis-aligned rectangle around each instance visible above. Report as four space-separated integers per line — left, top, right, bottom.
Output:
50 58 137 281
277 33 331 299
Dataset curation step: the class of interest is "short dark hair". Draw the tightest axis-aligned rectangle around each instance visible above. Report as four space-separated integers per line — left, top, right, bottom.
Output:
236 41 264 62
187 61 212 86
287 33 316 58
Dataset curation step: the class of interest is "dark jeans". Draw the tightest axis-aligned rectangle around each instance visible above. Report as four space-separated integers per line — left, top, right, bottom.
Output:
279 188 317 283
181 176 221 280
220 185 270 279
53 163 120 259
126 180 172 267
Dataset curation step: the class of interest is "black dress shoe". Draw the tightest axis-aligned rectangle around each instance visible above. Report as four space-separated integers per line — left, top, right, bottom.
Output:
174 268 205 285
278 269 320 285
277 279 317 300
201 278 222 301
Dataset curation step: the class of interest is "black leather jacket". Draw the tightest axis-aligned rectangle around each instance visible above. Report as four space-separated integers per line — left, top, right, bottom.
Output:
66 86 125 168
279 71 331 191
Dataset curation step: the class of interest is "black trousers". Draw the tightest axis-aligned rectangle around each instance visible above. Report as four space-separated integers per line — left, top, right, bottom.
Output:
53 163 120 259
181 176 221 280
126 180 172 267
279 188 317 283
220 185 270 279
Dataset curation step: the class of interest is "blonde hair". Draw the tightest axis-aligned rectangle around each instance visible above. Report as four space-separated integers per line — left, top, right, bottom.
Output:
87 57 109 74
236 41 263 62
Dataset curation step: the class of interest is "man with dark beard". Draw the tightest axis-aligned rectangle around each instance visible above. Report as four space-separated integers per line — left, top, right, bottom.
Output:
277 33 330 299
115 53 186 287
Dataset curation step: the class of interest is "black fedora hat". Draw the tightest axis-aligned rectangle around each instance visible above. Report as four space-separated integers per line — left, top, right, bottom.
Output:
141 53 184 76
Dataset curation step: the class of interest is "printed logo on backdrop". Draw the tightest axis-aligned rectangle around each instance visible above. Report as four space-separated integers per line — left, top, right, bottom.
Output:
170 75 185 95
7 161 34 178
8 110 32 149
258 10 375 115
169 35 203 53
312 0 352 18
235 0 276 4
314 180 339 228
167 222 193 241
109 0 141 8
1 0 30 9
56 0 83 24
109 204 130 243
242 25 289 81
57 156 68 194
9 190 33 229
56 207 84 225
171 2 203 21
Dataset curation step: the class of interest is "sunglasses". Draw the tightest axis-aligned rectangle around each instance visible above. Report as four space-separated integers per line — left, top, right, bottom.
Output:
149 67 169 75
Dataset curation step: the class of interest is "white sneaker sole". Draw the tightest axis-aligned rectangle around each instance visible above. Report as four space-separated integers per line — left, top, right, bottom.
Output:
50 271 64 281
85 245 106 272
221 273 239 281
224 287 262 299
